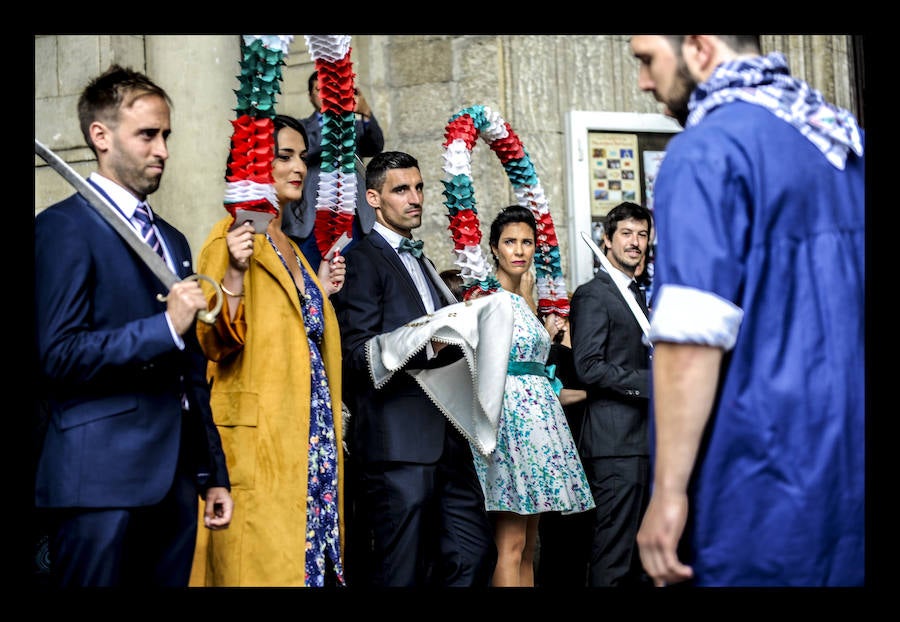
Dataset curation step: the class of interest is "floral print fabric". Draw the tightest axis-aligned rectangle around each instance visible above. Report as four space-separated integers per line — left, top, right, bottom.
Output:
472 294 594 515
269 235 344 586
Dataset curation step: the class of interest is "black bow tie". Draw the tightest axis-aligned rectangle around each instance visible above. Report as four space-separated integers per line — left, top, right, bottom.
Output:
398 237 424 258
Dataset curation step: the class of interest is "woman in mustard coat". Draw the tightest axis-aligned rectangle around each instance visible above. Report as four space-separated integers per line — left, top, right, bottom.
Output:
190 115 347 586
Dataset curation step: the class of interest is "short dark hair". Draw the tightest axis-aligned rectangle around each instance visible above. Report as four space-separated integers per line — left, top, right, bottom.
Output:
489 205 536 266
365 151 420 191
308 70 318 95
77 64 172 155
666 35 761 55
602 201 653 242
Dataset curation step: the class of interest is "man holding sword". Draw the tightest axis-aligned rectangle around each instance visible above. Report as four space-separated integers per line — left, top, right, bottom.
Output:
34 64 232 587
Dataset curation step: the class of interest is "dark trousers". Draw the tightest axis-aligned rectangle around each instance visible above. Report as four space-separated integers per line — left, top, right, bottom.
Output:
342 446 362 587
48 472 197 587
46 419 198 588
584 455 651 587
351 422 496 586
537 508 592 587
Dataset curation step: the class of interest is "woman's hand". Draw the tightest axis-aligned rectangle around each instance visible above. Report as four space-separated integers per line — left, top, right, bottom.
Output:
543 312 565 341
226 221 255 272
318 252 346 297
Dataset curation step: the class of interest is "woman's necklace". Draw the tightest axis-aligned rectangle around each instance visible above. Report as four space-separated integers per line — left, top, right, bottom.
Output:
267 233 311 306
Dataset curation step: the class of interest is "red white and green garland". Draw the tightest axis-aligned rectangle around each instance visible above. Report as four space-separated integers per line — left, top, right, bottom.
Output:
304 35 359 259
222 35 293 222
441 104 569 317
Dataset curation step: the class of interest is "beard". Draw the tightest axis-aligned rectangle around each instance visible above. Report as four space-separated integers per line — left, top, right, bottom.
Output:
665 56 698 127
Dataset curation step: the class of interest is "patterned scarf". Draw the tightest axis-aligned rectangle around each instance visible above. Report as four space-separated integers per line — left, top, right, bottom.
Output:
686 52 863 170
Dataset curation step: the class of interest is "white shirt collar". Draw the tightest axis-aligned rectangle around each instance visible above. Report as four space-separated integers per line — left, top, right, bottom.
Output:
88 172 144 219
602 261 636 291
373 221 415 254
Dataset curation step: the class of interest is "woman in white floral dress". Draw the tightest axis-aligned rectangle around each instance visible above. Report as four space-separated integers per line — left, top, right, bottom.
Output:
472 205 594 586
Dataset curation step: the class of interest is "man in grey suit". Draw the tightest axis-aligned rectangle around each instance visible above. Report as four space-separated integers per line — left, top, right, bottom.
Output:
569 201 654 587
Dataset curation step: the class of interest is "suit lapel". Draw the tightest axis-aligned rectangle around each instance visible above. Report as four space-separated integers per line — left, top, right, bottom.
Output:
370 232 429 311
154 218 189 279
599 270 644 330
420 256 456 307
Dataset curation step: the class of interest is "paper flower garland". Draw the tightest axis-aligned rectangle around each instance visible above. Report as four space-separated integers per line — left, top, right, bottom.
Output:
223 35 294 221
304 35 359 259
441 104 569 317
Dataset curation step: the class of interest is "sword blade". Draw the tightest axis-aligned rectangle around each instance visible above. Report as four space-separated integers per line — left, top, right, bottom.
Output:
34 138 178 291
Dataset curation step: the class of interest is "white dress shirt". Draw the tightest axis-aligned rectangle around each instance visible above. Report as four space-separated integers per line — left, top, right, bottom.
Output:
372 221 435 313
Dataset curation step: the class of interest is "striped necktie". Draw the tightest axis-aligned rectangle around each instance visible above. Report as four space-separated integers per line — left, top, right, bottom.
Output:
133 203 164 258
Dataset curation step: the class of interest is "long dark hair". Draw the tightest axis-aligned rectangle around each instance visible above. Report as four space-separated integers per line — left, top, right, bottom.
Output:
273 114 308 154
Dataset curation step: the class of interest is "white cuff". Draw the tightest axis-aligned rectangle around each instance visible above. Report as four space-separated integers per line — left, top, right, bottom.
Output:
649 284 743 351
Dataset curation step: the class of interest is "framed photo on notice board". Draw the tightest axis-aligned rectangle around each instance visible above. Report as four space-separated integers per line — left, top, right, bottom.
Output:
588 132 640 218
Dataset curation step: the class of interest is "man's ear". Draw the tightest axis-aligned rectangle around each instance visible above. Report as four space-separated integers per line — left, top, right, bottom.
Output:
89 121 111 154
684 35 718 76
366 188 380 210
603 232 613 250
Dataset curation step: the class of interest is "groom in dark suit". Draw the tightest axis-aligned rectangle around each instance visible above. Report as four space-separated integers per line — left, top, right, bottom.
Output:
332 151 496 586
34 65 232 587
569 201 654 587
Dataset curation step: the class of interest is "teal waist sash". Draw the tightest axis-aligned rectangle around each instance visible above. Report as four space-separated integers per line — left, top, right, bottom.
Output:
507 360 563 396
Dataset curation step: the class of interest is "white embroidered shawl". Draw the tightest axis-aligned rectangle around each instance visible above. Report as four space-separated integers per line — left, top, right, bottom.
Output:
366 291 513 455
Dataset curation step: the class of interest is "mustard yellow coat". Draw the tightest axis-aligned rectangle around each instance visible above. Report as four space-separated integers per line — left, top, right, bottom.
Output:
189 215 344 586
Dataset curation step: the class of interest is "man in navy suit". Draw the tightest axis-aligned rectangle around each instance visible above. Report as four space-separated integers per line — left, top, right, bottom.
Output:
34 65 233 587
282 70 385 271
569 201 654 587
331 151 496 586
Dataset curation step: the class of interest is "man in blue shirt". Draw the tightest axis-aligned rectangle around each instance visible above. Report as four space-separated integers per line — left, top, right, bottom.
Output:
629 35 865 587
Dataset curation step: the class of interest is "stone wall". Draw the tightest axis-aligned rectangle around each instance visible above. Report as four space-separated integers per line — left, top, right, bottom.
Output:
34 35 859 284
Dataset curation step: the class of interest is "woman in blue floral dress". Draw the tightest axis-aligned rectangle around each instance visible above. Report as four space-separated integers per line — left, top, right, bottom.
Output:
193 115 348 586
473 206 594 587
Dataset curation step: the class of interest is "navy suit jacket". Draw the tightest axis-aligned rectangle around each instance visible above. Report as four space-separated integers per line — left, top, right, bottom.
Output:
34 192 230 508
569 269 651 458
331 230 460 464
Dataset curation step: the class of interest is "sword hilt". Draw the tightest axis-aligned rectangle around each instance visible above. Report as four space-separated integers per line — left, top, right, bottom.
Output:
156 273 224 325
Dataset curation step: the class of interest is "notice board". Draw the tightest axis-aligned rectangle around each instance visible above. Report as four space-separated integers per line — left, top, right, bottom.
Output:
564 111 681 288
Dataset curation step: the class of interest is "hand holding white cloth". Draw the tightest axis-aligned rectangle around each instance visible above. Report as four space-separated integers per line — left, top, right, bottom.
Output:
366 291 514 455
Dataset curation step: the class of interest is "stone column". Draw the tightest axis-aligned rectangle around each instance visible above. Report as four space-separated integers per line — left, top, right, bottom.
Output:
146 35 240 256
